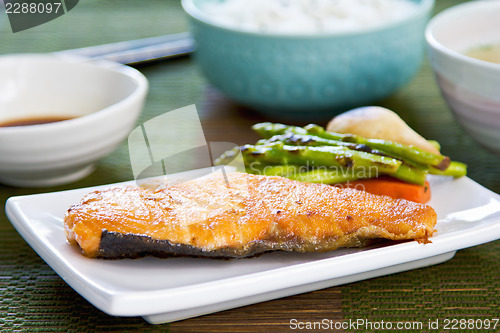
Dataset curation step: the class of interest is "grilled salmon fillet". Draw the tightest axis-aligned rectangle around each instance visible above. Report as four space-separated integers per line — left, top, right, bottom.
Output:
64 172 437 259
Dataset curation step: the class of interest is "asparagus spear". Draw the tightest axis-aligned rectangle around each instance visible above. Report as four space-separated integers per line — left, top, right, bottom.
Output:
304 124 449 169
246 163 378 184
252 122 307 138
428 140 441 152
264 132 386 155
246 161 426 185
389 163 427 185
252 122 448 169
428 161 467 177
218 141 426 184
240 142 402 174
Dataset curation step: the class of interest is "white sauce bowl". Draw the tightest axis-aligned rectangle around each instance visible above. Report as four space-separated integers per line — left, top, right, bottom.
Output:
0 54 148 187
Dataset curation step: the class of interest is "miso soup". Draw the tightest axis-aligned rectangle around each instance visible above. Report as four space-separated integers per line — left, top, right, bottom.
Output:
465 43 500 64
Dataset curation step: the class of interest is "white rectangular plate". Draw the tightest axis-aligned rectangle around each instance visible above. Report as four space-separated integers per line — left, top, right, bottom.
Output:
6 173 500 324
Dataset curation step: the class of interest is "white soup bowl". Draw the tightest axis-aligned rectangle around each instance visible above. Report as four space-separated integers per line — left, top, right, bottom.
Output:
426 1 500 155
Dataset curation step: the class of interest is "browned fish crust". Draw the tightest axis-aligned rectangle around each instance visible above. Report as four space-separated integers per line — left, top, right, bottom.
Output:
64 172 437 259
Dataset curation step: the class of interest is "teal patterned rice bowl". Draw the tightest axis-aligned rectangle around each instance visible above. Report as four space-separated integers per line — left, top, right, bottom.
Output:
182 0 434 119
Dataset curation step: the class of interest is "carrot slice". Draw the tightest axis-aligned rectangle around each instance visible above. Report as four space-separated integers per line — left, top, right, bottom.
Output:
336 176 431 203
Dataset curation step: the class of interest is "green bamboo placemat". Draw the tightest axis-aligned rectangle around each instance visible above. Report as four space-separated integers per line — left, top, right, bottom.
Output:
1 0 499 331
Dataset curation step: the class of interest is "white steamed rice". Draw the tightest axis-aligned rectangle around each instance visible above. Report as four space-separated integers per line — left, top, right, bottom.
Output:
202 0 418 34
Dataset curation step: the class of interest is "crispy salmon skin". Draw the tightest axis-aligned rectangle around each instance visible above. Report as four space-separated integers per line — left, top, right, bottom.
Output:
64 172 437 259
